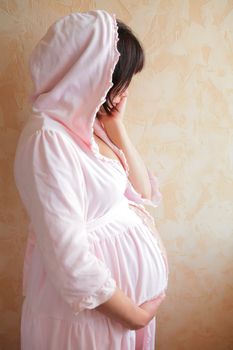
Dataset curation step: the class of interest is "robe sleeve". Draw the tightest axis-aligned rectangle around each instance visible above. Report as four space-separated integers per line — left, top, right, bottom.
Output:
124 166 163 208
14 128 117 315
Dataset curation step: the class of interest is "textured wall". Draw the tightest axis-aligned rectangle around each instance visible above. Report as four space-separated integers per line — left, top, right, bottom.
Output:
1 1 233 349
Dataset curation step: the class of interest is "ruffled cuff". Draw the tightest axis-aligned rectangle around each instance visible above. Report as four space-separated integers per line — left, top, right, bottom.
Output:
124 167 163 208
71 274 117 316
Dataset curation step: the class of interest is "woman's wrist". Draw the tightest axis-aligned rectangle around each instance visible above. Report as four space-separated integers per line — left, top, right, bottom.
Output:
102 118 126 139
95 286 147 330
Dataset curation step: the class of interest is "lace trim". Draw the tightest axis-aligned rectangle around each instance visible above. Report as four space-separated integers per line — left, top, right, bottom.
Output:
89 13 122 168
72 273 117 315
125 167 163 211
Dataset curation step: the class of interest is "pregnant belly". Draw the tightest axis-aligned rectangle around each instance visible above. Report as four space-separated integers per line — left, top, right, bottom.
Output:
88 207 169 306
128 203 169 280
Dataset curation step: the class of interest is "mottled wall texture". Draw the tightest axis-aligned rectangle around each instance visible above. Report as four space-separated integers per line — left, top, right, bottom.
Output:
1 0 233 349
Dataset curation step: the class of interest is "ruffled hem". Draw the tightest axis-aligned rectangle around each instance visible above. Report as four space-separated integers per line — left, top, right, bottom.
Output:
124 166 163 208
71 273 117 316
89 12 121 167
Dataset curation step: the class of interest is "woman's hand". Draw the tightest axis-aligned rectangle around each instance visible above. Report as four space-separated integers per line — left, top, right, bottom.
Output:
95 286 166 332
132 291 166 330
97 89 129 127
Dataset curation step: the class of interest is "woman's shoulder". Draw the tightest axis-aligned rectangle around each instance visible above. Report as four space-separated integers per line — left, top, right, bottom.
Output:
14 117 88 188
16 114 86 157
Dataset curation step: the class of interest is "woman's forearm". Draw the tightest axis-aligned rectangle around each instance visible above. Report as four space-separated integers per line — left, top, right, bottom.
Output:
103 120 152 200
95 286 147 330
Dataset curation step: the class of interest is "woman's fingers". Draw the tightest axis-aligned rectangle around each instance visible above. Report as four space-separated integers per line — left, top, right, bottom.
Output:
139 292 166 316
111 95 128 121
150 291 166 301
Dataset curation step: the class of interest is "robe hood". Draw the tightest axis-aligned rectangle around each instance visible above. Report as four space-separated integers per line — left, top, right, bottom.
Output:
27 9 163 210
28 9 120 157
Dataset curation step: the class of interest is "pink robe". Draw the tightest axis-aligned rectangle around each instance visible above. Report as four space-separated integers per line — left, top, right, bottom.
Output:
14 9 169 350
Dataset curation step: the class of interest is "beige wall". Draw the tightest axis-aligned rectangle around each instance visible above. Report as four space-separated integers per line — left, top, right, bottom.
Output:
1 1 233 349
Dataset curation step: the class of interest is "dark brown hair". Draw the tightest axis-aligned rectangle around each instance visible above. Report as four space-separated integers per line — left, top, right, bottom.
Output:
99 19 145 116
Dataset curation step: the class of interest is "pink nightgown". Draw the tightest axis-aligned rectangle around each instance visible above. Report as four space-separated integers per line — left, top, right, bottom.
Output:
13 9 169 350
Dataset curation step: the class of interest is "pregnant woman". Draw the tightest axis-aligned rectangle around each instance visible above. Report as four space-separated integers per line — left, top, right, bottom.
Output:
14 9 169 350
